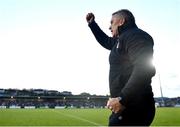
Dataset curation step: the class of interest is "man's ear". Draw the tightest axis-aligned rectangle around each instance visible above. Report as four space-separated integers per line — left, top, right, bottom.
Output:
119 18 125 26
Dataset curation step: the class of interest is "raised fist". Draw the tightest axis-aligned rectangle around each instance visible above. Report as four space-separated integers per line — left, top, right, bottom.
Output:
86 13 95 23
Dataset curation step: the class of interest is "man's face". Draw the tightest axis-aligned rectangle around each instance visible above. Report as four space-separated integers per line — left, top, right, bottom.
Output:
109 15 124 37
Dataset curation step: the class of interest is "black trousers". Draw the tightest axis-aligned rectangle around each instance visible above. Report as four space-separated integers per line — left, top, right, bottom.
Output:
108 104 155 126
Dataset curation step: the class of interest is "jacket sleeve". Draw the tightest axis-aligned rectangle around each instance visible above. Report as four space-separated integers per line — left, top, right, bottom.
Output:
119 32 156 106
88 21 116 50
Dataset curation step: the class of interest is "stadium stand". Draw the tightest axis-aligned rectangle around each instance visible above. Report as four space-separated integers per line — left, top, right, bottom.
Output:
0 88 179 109
0 89 108 109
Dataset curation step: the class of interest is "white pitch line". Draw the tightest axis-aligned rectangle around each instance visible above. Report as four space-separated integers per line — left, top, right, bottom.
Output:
52 109 104 126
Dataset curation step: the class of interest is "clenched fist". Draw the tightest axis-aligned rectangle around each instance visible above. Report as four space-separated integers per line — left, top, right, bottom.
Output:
86 13 95 24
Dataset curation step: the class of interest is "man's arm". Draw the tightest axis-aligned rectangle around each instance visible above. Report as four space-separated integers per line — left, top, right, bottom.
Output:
119 32 156 106
86 13 116 50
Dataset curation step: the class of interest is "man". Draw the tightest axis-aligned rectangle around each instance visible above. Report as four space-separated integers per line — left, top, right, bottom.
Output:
86 9 156 126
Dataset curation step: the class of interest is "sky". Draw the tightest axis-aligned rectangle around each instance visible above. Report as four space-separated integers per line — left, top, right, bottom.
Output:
0 0 179 97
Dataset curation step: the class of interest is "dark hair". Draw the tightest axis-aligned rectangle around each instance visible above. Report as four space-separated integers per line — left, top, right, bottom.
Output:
112 9 135 24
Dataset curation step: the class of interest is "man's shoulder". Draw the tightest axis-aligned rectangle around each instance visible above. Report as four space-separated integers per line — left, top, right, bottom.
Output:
123 28 153 41
126 28 150 36
119 28 154 49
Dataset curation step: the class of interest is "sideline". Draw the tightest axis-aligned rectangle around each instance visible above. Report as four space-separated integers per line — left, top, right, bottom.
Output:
52 109 103 126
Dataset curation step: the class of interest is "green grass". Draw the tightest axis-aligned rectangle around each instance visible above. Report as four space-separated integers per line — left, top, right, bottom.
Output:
0 108 110 126
0 107 180 126
151 107 180 126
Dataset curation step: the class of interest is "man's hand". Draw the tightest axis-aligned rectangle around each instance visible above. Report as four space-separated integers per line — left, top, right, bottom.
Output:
107 97 125 113
86 13 95 24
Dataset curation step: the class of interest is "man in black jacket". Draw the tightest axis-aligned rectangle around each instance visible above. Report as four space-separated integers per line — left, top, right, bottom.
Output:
86 9 156 126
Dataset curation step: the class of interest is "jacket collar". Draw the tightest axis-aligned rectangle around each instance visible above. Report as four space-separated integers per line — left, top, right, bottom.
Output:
118 22 138 35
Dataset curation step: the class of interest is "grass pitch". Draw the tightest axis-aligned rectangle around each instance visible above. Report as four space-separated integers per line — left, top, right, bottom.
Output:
0 107 180 126
0 108 110 126
151 107 180 126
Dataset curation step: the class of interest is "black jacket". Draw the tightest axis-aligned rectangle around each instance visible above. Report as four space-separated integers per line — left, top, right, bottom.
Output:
89 21 156 107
